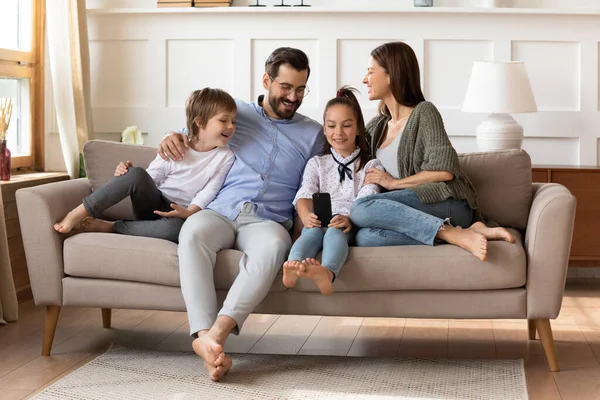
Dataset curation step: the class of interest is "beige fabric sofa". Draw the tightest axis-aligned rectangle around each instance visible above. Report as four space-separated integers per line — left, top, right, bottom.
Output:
16 140 576 371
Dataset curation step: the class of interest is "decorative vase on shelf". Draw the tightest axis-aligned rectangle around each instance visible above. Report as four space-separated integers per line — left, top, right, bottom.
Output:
0 139 11 181
0 98 14 180
414 0 433 6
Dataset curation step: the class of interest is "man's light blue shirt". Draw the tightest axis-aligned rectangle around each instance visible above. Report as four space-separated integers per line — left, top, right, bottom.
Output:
184 97 325 223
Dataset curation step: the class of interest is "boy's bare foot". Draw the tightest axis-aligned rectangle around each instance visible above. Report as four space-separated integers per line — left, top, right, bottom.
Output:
53 204 88 233
283 260 302 288
469 221 515 243
438 226 488 261
192 332 231 382
298 258 334 296
82 217 115 233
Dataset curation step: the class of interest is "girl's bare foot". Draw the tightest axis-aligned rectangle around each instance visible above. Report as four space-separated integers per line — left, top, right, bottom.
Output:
283 260 302 288
298 258 334 296
192 332 231 382
469 221 515 243
437 226 488 261
53 204 88 233
82 217 115 233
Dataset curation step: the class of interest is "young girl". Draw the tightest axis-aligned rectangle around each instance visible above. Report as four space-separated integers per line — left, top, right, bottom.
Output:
54 87 236 243
282 87 384 295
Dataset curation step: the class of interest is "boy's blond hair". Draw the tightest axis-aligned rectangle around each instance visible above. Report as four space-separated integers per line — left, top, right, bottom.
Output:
185 88 236 143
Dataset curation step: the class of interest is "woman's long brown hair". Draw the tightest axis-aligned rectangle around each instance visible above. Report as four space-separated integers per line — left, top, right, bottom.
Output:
370 42 425 117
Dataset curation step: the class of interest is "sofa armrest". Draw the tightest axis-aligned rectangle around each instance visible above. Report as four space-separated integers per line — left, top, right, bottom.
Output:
525 183 576 319
15 178 92 306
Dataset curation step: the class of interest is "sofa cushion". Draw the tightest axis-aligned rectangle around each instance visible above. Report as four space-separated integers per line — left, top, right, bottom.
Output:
458 149 532 230
63 233 288 293
64 230 525 292
82 140 157 220
293 228 526 292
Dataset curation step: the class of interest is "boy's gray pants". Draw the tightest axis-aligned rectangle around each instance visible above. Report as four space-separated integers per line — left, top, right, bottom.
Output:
82 166 184 243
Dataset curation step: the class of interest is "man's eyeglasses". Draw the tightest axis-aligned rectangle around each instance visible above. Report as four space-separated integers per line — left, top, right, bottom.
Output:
269 76 310 98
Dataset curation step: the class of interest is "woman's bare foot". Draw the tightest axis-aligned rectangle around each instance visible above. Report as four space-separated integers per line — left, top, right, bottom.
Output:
469 221 515 243
53 204 88 233
282 260 302 288
437 226 488 261
192 332 231 382
82 217 115 233
298 258 334 296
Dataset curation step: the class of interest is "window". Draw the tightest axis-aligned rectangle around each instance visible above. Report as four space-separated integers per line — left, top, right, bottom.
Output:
0 0 44 170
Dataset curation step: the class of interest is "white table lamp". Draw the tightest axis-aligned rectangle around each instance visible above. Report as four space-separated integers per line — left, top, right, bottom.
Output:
462 61 537 151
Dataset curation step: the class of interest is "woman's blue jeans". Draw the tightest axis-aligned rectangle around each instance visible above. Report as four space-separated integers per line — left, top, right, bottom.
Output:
349 189 473 247
287 227 353 280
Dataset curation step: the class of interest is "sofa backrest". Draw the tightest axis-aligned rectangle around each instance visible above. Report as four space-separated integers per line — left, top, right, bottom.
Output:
83 140 533 230
83 140 157 220
458 149 532 230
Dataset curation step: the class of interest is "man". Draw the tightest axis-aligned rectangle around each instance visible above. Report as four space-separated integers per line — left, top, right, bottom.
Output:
158 47 325 381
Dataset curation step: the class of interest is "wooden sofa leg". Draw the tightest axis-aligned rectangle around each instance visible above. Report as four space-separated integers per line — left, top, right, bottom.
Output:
534 319 559 372
528 320 537 340
102 308 112 329
42 305 61 356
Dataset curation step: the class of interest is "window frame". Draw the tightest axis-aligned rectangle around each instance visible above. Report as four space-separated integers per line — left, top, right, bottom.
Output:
0 0 45 171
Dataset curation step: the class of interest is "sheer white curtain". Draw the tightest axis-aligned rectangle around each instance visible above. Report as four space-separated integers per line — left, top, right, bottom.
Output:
0 195 17 324
46 0 94 178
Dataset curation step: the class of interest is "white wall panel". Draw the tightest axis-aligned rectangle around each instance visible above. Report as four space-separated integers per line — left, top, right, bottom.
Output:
512 41 581 112
425 40 493 110
89 40 149 107
42 8 600 168
522 137 579 165
167 40 234 107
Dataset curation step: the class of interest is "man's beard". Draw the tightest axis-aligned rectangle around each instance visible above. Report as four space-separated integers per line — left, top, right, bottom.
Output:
268 93 301 119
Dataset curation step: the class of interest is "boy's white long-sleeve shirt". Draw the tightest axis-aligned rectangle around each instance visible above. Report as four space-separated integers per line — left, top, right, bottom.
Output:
293 148 384 216
145 146 234 209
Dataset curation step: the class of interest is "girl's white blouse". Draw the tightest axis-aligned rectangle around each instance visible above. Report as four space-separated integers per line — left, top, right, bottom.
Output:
293 148 385 216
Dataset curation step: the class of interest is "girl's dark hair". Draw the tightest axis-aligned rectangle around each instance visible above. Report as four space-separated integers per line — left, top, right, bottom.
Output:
370 41 425 117
323 86 370 172
185 88 236 143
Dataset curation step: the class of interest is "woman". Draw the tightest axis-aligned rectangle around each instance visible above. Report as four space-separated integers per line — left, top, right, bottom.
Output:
349 42 514 261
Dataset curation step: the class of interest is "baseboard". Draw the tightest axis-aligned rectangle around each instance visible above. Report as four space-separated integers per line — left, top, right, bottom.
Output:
17 285 33 303
568 267 600 280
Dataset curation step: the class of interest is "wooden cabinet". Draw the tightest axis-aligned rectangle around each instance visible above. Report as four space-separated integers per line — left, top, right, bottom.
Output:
0 172 69 302
532 165 600 267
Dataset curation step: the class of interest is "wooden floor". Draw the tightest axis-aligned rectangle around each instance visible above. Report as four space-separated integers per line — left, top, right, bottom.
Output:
2 282 600 399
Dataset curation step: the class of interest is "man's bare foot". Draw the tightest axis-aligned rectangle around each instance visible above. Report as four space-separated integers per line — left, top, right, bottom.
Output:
283 260 302 288
192 333 231 382
209 353 232 382
469 221 515 243
438 226 488 261
82 217 115 233
53 204 88 233
298 258 334 296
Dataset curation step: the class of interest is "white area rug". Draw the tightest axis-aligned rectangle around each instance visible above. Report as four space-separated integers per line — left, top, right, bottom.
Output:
32 346 528 400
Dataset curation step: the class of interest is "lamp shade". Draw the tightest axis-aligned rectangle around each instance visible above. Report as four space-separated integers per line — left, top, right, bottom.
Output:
462 61 537 114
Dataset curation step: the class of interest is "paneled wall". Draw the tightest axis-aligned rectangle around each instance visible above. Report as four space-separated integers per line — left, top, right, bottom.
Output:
45 7 600 169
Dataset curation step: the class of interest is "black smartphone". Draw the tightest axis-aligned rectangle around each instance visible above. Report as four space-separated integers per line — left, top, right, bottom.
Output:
312 193 332 227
